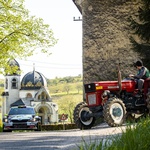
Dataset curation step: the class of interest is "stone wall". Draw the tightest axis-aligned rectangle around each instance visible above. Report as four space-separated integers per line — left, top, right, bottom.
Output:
73 0 141 83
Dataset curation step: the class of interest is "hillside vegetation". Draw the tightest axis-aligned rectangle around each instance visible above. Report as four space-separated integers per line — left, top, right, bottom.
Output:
47 75 83 95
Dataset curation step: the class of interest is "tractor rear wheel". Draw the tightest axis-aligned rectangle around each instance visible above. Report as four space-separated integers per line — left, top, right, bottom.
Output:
103 97 126 127
73 102 95 130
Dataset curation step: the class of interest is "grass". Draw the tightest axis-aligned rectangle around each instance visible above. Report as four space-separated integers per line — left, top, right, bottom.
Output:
78 137 103 150
78 116 150 150
107 117 150 150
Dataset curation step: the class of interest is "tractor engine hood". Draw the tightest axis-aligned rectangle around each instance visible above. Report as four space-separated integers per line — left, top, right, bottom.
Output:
84 80 136 93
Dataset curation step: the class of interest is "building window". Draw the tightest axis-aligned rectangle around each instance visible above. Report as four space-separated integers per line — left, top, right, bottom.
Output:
38 92 48 101
11 78 18 89
41 92 45 100
26 93 32 98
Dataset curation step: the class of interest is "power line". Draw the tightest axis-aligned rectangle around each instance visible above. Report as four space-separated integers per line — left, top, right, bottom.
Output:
17 59 82 67
19 63 82 70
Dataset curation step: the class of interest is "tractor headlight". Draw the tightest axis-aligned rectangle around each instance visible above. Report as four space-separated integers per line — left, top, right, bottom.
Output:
87 94 96 105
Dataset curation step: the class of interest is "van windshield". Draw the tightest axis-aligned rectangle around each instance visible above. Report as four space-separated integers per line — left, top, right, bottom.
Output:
8 107 35 115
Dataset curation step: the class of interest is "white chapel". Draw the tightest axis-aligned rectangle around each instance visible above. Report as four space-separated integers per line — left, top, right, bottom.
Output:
1 59 58 124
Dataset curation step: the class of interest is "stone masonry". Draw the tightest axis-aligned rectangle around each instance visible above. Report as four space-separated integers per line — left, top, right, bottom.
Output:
73 0 141 83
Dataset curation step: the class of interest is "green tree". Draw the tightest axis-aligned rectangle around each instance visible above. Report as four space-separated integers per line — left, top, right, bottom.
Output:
63 76 75 83
0 0 57 73
130 0 150 68
76 83 82 94
64 85 71 94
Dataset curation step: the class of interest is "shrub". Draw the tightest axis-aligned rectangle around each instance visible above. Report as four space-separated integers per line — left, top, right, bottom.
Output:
41 123 77 131
78 117 150 150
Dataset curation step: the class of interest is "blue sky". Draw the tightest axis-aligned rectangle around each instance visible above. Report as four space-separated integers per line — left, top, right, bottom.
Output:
18 0 82 79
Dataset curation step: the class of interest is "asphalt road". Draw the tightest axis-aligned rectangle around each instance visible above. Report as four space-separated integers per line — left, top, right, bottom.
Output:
0 123 126 150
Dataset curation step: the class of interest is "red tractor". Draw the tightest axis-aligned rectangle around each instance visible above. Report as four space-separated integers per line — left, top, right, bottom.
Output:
73 70 150 129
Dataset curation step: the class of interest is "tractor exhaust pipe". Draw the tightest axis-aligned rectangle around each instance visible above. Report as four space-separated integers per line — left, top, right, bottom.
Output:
117 63 122 94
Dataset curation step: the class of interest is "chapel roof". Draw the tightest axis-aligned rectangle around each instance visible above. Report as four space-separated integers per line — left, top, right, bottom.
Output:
21 70 47 90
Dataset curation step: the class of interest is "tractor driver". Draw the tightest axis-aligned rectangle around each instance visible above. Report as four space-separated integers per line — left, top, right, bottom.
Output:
129 60 150 95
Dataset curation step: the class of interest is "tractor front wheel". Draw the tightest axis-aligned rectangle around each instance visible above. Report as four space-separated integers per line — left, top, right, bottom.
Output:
103 97 126 127
73 102 95 130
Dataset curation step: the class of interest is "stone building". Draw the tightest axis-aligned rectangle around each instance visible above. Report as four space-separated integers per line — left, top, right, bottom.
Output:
2 59 58 124
73 0 141 83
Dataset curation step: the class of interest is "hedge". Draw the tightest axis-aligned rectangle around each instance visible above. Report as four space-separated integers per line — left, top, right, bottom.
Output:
41 123 78 131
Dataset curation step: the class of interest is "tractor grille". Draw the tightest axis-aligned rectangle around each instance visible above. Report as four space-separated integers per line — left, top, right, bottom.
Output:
84 83 96 93
87 94 97 105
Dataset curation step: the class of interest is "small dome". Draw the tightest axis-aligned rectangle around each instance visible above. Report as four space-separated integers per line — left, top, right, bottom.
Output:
8 59 20 67
5 59 20 75
21 70 47 90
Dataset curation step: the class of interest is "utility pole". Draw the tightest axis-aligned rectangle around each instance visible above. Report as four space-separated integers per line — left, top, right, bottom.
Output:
73 17 82 21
